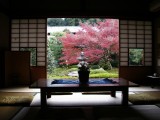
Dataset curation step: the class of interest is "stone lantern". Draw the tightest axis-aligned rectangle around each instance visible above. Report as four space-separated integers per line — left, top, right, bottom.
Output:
77 51 90 84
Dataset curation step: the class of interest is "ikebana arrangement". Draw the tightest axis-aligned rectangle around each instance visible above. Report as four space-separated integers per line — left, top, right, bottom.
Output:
77 51 90 84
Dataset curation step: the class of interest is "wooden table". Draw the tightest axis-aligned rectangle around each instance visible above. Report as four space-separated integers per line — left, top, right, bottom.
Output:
30 78 138 108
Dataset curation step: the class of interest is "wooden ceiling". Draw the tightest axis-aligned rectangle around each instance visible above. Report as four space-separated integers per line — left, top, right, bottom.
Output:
0 0 160 18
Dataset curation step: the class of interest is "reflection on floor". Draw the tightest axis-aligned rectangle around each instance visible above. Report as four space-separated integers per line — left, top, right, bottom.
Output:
31 92 124 106
0 86 160 120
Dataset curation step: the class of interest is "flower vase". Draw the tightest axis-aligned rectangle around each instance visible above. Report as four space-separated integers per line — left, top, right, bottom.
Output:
78 71 90 84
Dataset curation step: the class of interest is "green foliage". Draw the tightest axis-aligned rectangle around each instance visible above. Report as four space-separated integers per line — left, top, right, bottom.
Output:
47 32 65 73
110 60 119 67
52 67 69 76
90 69 106 74
47 18 65 26
63 28 71 33
99 60 112 70
103 63 112 70
51 32 65 37
48 67 77 79
48 75 77 79
90 65 100 69
107 68 119 74
69 65 78 68
47 48 56 73
47 66 118 79
89 73 118 78
64 18 80 26
67 68 78 72
47 18 105 26
98 52 119 70
129 49 144 66
110 53 119 67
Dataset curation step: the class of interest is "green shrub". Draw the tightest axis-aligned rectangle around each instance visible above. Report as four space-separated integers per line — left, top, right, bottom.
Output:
111 60 119 67
69 65 78 68
107 68 119 73
67 68 78 72
48 74 77 79
90 73 118 78
48 67 119 79
103 62 112 70
90 65 100 69
90 69 106 74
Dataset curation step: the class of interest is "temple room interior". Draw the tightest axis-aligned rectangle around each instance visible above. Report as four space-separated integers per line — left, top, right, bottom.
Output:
1 0 160 120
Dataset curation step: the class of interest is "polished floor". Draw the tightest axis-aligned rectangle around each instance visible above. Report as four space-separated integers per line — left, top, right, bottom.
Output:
0 86 160 120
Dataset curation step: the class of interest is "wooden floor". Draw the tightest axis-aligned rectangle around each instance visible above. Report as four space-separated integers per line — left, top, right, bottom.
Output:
0 86 160 120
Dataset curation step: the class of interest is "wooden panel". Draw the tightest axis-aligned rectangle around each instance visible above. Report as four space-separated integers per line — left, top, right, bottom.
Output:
119 66 153 85
119 20 152 67
11 19 46 67
5 51 30 86
30 66 46 84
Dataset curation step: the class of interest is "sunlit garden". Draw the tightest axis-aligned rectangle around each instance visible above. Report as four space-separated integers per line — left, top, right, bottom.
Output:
47 18 119 79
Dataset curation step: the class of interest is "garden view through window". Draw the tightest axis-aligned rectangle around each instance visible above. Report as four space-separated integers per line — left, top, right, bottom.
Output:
47 18 119 80
129 48 144 66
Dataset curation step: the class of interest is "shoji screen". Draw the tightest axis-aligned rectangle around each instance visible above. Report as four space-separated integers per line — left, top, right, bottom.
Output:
120 20 152 66
11 19 46 66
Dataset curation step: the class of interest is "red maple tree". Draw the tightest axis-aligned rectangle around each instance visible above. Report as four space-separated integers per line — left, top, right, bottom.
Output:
59 19 119 68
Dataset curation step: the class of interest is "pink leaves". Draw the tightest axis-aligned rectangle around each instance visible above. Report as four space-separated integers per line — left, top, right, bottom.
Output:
59 19 119 65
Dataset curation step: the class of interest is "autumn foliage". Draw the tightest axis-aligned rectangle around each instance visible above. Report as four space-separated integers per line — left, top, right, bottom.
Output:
59 19 119 67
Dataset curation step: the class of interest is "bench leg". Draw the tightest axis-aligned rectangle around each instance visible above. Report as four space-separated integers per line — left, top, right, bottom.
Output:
47 92 51 98
111 90 116 97
41 88 47 109
122 88 128 106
